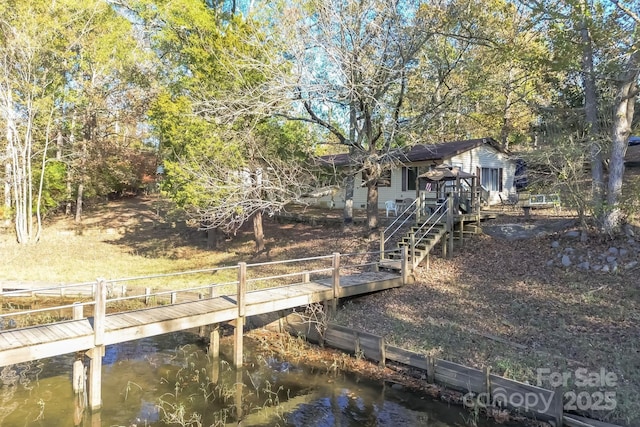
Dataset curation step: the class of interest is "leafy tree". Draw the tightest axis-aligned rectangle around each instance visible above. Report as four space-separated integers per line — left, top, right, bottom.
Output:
0 0 66 242
142 0 315 251
1 0 154 242
523 0 639 232
61 0 155 222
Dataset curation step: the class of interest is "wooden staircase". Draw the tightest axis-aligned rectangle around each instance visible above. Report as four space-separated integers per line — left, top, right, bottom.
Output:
380 200 452 271
384 220 448 268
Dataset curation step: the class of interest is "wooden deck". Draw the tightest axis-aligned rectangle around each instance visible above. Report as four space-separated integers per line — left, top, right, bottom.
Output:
0 269 402 367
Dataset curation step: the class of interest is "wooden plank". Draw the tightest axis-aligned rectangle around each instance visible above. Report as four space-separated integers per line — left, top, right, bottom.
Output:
0 332 16 347
490 375 556 417
324 328 356 353
434 359 485 394
13 328 43 345
104 314 133 330
385 345 430 371
0 334 95 366
32 324 61 342
51 321 88 339
0 330 25 348
59 320 93 336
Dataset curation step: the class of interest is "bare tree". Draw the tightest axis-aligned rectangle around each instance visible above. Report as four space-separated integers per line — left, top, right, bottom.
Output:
604 1 640 233
199 0 436 232
177 139 317 252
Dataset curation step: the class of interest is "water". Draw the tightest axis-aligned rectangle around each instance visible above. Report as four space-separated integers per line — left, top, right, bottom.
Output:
0 332 507 426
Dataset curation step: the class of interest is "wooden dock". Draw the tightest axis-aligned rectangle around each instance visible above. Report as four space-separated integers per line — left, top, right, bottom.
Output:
0 251 407 411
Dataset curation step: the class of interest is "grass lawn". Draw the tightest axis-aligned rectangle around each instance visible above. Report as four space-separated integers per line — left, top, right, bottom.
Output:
1 194 639 426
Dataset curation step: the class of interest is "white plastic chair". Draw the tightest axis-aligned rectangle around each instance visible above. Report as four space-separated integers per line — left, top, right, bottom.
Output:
385 200 398 217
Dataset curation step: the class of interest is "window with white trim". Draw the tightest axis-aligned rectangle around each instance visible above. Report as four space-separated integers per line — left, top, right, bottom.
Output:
480 167 503 192
402 167 418 191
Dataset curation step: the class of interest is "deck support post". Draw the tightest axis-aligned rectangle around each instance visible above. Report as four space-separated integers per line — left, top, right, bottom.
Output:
234 369 244 421
87 278 107 412
447 195 454 258
86 346 104 411
233 316 244 368
209 324 220 358
72 302 84 320
379 231 385 261
401 246 409 285
409 232 415 270
234 262 247 368
72 355 85 393
331 253 340 313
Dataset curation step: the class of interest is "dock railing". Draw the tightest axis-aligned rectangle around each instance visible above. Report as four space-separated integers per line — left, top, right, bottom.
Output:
0 250 407 337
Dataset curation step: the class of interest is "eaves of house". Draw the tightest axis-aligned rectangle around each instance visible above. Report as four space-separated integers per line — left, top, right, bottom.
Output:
315 137 506 168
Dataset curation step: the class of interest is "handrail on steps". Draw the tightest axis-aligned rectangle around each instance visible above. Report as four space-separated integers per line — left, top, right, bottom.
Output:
382 198 418 246
380 195 453 263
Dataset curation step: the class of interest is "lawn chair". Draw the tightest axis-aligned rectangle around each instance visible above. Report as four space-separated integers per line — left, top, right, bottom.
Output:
385 200 398 217
499 193 519 210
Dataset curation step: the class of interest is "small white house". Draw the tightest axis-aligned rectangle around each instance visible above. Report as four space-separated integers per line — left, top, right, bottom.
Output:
311 138 516 209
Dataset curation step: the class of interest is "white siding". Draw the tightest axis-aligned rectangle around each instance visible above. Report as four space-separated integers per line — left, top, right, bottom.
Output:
309 143 516 209
449 145 516 204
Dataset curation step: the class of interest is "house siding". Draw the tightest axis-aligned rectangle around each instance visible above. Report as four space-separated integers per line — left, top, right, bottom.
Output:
309 142 516 209
449 145 516 204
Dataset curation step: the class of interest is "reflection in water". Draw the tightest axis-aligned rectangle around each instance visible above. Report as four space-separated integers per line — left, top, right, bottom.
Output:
0 332 506 426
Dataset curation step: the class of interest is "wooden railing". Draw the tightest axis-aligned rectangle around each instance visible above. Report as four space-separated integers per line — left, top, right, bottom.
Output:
380 194 453 265
0 251 405 337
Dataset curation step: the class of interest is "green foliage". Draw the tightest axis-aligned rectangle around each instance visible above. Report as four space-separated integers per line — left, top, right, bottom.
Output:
255 119 315 161
39 161 68 214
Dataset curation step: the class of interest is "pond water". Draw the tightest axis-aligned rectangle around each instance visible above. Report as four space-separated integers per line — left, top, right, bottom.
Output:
0 332 509 427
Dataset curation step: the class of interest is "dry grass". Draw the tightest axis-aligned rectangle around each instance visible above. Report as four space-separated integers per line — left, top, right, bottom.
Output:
0 195 374 287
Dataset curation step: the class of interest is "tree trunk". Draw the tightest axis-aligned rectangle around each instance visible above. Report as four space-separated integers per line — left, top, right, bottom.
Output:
366 180 379 234
253 210 265 252
363 165 379 234
501 67 515 150
604 50 639 234
580 17 604 216
207 227 219 249
75 182 84 223
344 105 357 226
3 147 10 223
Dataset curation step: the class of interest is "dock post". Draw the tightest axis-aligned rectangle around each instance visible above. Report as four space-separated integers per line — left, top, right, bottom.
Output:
86 346 105 411
209 324 220 358
87 278 107 411
72 355 85 393
410 232 415 270
331 253 340 313
234 263 246 368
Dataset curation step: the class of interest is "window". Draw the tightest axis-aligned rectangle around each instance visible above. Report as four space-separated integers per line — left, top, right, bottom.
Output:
402 167 418 191
480 167 503 192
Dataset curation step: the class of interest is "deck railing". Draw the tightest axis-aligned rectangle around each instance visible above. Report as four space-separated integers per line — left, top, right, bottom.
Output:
0 250 405 335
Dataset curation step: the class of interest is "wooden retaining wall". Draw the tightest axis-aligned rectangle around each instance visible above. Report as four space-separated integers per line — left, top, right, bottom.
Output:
320 323 622 427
